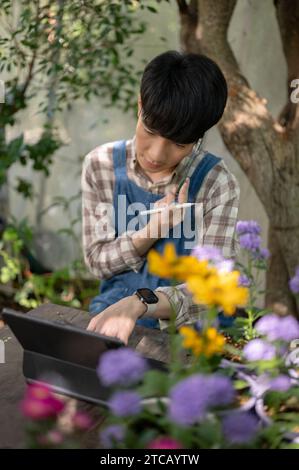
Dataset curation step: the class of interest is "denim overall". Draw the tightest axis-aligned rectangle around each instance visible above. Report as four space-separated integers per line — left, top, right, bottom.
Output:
89 140 227 329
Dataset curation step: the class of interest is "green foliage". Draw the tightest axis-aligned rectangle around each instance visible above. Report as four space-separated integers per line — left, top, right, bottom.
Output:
0 0 166 309
0 0 161 190
0 219 99 310
0 127 62 194
0 225 24 283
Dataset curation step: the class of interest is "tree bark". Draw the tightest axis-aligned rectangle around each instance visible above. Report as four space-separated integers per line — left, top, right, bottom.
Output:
177 0 201 54
266 224 297 312
274 0 299 129
177 0 299 315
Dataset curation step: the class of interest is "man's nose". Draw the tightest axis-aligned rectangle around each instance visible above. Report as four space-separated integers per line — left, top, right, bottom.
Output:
149 137 168 162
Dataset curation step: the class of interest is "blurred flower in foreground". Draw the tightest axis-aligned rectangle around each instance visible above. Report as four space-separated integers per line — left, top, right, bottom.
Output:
72 411 93 431
187 270 248 316
180 326 225 358
148 243 248 315
255 314 299 342
97 348 148 387
108 391 142 417
21 382 65 420
100 424 125 448
269 375 292 392
169 374 235 426
147 436 183 449
147 242 212 281
192 245 234 273
192 245 224 263
243 339 276 361
38 430 64 446
222 412 259 444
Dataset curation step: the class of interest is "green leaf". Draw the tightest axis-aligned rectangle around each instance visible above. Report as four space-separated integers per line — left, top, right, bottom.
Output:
137 370 169 397
146 6 158 13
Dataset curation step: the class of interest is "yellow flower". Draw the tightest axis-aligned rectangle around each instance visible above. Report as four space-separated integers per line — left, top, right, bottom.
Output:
180 326 203 356
147 243 212 282
186 271 248 316
179 326 225 358
204 327 226 357
148 242 248 315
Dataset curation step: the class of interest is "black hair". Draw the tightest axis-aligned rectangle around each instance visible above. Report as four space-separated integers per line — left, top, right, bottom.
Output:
140 50 228 144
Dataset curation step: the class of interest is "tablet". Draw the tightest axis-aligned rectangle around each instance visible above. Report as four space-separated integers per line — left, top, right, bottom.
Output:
2 308 126 405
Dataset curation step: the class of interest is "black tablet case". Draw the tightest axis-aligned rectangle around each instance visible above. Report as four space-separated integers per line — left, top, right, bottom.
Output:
2 309 124 405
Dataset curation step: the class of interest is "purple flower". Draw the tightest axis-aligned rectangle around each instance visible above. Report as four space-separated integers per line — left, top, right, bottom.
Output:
269 375 292 392
192 245 234 272
205 375 235 407
239 233 261 252
254 248 270 260
256 314 299 342
246 374 292 399
222 412 259 444
236 220 261 236
169 375 208 426
239 275 251 287
289 267 299 294
168 374 235 426
243 339 276 361
216 259 234 273
97 348 148 386
100 424 125 448
250 374 273 397
192 245 224 263
236 220 270 260
108 391 141 417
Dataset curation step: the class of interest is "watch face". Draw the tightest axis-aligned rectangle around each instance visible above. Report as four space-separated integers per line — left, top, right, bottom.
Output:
136 288 159 304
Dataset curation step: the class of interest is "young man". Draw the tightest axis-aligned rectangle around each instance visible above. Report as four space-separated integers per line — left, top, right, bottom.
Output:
82 50 240 344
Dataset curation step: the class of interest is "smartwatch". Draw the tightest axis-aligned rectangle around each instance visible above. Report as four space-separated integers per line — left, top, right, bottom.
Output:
134 288 159 317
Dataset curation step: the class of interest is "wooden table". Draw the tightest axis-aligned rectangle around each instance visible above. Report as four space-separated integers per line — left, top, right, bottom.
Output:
0 303 172 449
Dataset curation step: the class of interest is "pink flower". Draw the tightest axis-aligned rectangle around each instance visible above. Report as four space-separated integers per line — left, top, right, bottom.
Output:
38 430 64 446
147 436 183 449
21 382 65 420
47 430 64 445
72 411 93 430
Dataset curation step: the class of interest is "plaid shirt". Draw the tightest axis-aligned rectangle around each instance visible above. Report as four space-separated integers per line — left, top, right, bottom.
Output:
81 136 240 329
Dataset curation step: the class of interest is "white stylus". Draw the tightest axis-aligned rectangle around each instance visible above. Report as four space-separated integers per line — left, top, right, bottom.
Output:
139 202 195 216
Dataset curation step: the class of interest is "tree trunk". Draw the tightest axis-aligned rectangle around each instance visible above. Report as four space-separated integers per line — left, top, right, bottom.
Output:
274 0 299 129
176 0 299 315
266 225 297 312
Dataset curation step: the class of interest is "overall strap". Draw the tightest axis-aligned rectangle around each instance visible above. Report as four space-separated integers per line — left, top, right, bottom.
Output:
188 153 221 200
112 140 127 179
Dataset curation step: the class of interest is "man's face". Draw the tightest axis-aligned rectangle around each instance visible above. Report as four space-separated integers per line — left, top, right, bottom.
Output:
135 99 195 176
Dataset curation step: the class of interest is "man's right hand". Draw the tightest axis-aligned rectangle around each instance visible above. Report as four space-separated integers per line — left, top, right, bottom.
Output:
147 177 190 238
131 177 190 256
